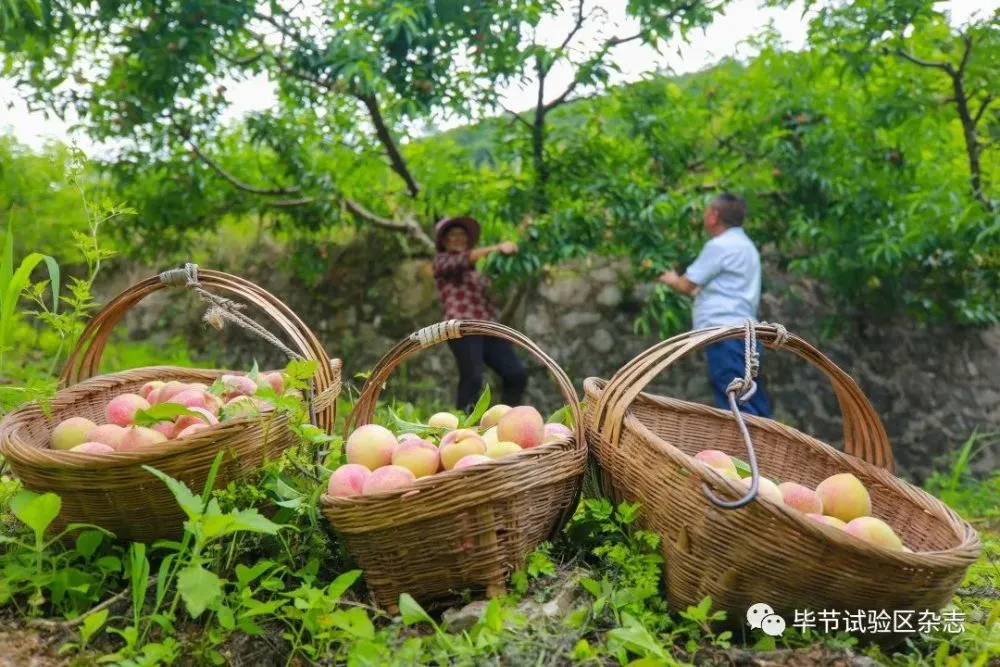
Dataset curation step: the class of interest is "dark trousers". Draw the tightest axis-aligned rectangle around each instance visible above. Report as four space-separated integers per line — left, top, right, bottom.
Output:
705 339 773 418
447 336 528 413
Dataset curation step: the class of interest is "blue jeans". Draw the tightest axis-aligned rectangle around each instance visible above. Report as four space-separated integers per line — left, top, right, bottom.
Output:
705 339 773 418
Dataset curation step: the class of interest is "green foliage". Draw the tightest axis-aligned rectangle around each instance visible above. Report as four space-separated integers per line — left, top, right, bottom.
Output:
2 489 120 618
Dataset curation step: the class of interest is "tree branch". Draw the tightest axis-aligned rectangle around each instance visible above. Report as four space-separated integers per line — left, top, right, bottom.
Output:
499 101 534 130
893 48 952 73
212 46 264 67
553 0 587 60
358 94 421 198
542 27 646 113
343 198 434 250
974 95 994 126
177 120 435 246
957 33 973 76
185 137 302 197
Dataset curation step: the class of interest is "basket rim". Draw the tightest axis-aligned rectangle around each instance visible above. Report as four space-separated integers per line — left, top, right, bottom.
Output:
582 376 982 569
0 364 341 471
320 432 582 508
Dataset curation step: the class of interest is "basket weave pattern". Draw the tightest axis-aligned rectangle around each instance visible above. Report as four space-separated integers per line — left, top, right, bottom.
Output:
320 320 588 612
1 268 341 543
584 324 980 629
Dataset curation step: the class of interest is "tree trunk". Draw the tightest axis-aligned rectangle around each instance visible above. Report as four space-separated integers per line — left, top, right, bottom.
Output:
950 65 992 210
532 107 549 213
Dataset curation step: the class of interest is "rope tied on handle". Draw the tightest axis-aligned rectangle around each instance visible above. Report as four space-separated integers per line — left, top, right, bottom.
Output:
158 263 304 363
703 318 787 510
724 319 788 404
410 320 462 349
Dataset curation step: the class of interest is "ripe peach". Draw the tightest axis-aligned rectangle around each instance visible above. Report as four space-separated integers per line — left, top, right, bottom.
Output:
177 423 211 438
70 441 116 454
710 466 742 481
150 381 188 405
220 374 257 400
88 423 127 449
440 435 487 470
497 406 545 449
263 372 285 394
203 392 225 415
440 428 479 448
345 424 398 471
362 465 416 495
482 426 499 447
327 464 372 498
165 389 213 411
816 473 871 522
485 441 522 459
779 482 824 514
479 405 511 429
50 417 97 450
543 423 573 444
428 412 459 430
151 421 178 439
454 454 492 470
844 516 903 550
118 426 168 452
739 476 783 505
174 407 218 434
392 439 441 478
139 381 165 401
805 513 846 529
106 394 150 427
694 449 737 476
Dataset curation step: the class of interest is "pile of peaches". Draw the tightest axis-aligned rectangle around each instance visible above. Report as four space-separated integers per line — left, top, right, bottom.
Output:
327 404 573 498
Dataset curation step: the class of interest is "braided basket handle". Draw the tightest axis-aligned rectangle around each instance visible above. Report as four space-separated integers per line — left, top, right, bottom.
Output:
345 319 584 449
593 322 894 473
59 264 340 434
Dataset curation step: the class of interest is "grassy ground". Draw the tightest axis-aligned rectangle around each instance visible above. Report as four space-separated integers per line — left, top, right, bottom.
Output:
0 391 997 667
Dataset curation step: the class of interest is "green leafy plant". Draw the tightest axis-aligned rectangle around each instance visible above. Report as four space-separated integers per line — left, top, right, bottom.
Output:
0 490 118 618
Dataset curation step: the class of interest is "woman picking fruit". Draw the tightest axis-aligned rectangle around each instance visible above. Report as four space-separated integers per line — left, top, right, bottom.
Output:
432 216 527 412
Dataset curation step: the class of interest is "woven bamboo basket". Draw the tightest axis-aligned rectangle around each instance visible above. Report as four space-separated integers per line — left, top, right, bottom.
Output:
584 322 980 642
0 265 342 543
319 319 588 614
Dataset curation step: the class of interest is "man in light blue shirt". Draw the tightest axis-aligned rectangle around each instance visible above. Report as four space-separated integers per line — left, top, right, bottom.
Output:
659 193 773 417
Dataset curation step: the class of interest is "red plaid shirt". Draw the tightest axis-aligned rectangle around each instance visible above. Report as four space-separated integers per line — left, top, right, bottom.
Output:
433 251 499 321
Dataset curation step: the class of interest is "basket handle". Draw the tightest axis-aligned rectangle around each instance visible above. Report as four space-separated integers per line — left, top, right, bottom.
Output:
345 319 584 449
592 321 894 506
59 264 341 434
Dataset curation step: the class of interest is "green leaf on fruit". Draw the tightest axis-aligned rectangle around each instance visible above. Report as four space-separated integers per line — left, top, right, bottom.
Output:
177 565 223 619
731 457 752 478
546 405 573 427
462 384 491 428
387 407 442 436
134 403 203 427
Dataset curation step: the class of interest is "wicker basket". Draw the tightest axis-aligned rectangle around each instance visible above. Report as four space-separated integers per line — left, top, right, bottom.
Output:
584 322 980 641
0 265 342 543
319 319 588 614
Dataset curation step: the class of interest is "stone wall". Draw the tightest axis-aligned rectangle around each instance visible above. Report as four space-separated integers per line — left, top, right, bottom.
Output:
103 247 1000 482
